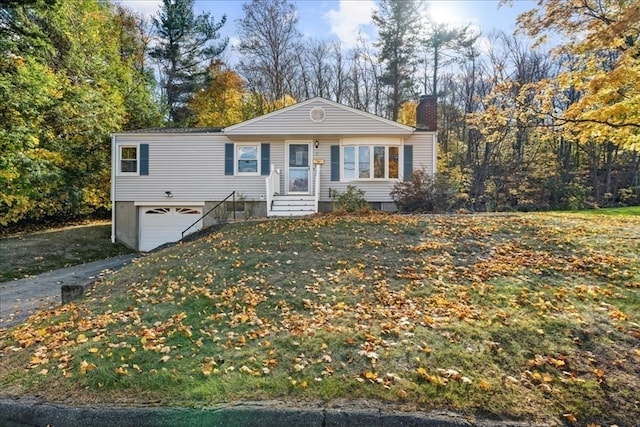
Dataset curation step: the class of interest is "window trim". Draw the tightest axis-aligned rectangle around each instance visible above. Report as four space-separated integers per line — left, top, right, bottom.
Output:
340 143 402 182
235 143 261 176
117 143 139 176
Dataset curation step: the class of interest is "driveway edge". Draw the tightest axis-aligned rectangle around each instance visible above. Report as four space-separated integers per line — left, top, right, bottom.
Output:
0 396 549 427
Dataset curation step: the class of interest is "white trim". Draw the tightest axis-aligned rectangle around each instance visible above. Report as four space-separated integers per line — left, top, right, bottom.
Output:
134 201 205 206
285 140 313 194
111 135 116 243
115 142 140 176
433 132 438 174
235 143 261 176
340 142 401 182
341 136 402 146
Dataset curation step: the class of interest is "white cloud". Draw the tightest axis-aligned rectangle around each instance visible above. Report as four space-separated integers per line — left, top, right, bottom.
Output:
325 0 376 48
116 0 162 19
426 1 477 27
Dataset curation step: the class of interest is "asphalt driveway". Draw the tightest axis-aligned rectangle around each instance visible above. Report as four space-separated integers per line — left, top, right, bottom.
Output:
0 253 138 329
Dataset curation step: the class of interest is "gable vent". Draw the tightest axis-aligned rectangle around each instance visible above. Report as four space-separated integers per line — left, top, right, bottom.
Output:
309 107 326 123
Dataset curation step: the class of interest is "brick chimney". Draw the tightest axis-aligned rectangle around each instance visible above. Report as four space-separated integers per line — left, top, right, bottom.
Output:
416 95 437 131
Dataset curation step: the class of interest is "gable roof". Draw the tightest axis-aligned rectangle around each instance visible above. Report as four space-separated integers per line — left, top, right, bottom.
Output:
224 97 415 137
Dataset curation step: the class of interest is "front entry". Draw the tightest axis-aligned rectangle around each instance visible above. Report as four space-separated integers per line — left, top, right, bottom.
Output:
287 142 311 194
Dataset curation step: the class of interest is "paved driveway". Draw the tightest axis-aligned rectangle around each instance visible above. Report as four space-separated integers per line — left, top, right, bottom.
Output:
0 254 138 329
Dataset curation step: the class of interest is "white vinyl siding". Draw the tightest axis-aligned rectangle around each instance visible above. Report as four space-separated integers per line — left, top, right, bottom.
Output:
405 132 435 174
225 98 414 137
113 132 434 204
113 134 285 202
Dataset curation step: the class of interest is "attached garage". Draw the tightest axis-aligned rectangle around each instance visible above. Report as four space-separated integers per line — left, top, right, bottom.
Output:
139 206 203 252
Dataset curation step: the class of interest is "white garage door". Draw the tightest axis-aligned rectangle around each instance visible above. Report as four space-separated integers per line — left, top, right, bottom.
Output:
139 206 203 251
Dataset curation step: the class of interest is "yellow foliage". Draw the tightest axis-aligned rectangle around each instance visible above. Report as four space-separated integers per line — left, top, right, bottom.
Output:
189 62 246 127
513 0 640 149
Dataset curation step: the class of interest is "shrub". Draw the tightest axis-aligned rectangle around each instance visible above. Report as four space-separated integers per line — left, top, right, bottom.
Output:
331 185 369 213
390 170 458 213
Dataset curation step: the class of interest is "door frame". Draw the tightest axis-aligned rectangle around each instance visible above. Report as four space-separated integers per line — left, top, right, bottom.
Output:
285 140 313 195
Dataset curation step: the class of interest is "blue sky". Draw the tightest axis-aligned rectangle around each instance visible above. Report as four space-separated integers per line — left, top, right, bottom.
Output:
120 0 538 57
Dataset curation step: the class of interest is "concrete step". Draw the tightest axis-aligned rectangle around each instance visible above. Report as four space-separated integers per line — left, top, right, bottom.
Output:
272 199 315 207
268 210 316 217
272 195 315 202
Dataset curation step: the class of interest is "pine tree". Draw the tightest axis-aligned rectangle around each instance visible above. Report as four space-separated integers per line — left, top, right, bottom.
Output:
150 0 227 126
372 0 422 121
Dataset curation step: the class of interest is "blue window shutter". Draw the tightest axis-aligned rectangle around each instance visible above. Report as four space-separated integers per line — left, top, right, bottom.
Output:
225 143 234 175
261 143 270 176
330 145 340 181
403 145 413 181
140 144 149 176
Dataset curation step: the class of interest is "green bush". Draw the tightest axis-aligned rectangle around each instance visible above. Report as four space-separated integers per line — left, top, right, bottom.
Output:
331 185 369 213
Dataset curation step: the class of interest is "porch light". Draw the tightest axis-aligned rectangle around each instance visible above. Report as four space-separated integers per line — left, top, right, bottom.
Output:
165 191 173 198
314 140 319 149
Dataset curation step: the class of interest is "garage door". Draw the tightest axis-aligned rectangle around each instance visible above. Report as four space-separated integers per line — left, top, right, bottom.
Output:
139 206 203 251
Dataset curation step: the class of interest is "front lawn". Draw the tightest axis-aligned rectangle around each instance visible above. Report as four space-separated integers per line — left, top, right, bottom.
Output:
0 221 134 282
0 212 638 426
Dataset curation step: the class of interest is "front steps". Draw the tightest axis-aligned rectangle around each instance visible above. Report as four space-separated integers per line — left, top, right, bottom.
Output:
268 195 316 217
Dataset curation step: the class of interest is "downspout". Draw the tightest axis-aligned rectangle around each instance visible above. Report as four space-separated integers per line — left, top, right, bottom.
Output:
111 134 116 244
433 131 438 175
314 163 321 213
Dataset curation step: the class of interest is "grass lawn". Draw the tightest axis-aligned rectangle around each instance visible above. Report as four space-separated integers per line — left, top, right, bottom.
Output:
566 206 640 216
0 221 135 282
0 212 638 426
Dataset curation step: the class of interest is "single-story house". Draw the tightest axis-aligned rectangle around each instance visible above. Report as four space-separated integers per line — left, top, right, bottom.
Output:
111 96 437 251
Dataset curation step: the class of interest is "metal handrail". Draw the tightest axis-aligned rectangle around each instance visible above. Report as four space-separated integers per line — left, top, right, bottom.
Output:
181 191 236 239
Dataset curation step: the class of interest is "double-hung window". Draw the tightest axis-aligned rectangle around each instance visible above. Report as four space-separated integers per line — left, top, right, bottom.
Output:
120 146 138 174
342 145 399 180
237 145 259 174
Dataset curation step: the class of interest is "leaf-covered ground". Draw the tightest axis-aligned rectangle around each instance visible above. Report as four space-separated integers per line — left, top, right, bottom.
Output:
1 213 638 426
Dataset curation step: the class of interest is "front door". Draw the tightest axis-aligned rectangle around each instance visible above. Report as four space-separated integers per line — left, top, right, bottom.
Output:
287 143 311 193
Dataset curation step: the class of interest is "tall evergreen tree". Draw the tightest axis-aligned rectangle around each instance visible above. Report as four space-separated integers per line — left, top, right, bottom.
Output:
150 0 227 126
372 0 422 121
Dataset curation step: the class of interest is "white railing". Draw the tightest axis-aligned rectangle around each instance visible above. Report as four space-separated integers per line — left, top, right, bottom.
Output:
265 165 281 215
314 163 321 212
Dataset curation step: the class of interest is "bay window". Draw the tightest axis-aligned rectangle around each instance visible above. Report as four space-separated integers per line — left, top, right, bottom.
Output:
342 145 399 180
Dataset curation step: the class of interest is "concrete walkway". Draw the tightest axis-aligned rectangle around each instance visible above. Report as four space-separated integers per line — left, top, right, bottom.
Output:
0 253 138 329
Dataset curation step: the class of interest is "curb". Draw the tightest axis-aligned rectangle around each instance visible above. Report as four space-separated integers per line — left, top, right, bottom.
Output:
0 397 549 427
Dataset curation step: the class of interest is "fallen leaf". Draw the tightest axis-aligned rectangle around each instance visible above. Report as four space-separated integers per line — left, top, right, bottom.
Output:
80 360 96 375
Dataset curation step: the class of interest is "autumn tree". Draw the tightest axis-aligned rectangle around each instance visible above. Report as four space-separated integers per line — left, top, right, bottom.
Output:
510 0 640 149
150 0 227 126
507 0 640 205
0 0 160 226
236 0 301 113
189 61 245 127
372 0 422 120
